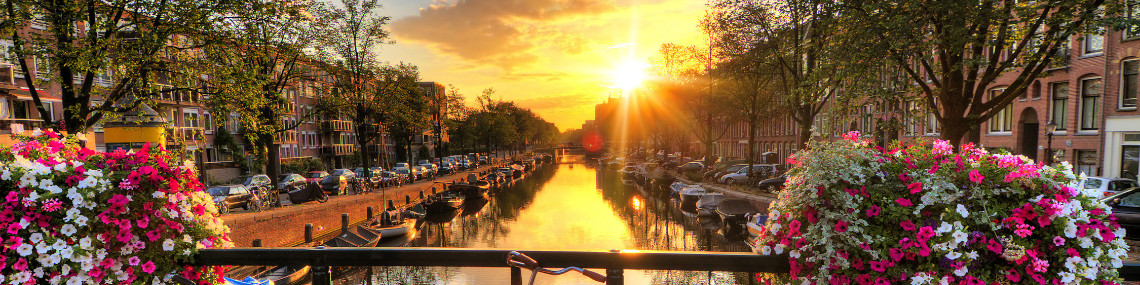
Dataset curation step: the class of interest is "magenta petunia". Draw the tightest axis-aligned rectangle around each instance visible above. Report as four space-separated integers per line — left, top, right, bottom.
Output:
866 205 881 217
969 169 985 184
894 198 913 207
835 220 849 233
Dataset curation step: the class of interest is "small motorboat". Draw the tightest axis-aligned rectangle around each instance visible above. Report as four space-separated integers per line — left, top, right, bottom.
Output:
745 213 769 239
669 181 694 200
679 185 708 212
403 204 427 221
696 193 725 217
449 181 491 200
510 165 525 179
423 191 465 212
371 210 414 240
716 199 760 235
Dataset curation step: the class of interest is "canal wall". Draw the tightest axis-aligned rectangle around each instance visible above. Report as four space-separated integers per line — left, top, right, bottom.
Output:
221 165 502 247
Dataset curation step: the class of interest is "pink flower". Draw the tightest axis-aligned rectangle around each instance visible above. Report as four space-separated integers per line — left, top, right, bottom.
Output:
894 198 913 207
141 261 156 274
866 205 881 217
1014 224 1035 238
969 169 984 184
907 182 923 194
835 220 849 233
1031 259 1049 272
899 220 916 231
1053 236 1065 246
842 131 860 142
1005 268 1022 282
888 248 904 262
869 260 886 272
128 256 140 266
932 140 953 155
917 226 936 242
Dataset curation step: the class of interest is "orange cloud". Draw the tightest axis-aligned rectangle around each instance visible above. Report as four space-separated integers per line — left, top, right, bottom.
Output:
390 0 617 70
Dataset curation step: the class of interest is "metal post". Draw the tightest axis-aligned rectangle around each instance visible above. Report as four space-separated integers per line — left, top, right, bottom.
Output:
311 246 332 285
511 266 522 285
367 206 374 220
304 224 313 243
1046 132 1054 165
341 213 349 233
405 195 411 205
251 239 262 247
607 249 624 285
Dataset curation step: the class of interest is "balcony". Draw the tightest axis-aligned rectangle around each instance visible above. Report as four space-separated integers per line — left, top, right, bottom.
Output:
320 144 357 156
274 130 297 144
320 120 352 132
156 89 201 106
165 127 204 144
278 102 296 115
0 118 45 134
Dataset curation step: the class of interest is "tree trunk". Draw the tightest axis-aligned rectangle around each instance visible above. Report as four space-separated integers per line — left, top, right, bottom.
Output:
938 117 976 146
263 133 282 206
797 124 811 150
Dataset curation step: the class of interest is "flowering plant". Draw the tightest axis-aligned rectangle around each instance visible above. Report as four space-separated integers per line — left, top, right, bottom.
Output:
755 131 1128 284
0 131 232 284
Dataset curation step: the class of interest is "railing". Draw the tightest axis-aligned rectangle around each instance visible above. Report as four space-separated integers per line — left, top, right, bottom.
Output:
320 120 352 132
320 144 356 156
190 247 790 285
0 118 45 134
1046 47 1070 70
273 130 297 144
165 127 204 143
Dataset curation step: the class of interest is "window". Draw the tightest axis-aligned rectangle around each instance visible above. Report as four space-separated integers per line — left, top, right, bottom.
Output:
1080 78 1102 130
925 111 940 135
861 105 874 134
34 56 50 80
1051 82 1069 130
183 110 199 128
1121 146 1139 180
1127 2 1140 39
1084 32 1104 55
1124 60 1139 108
988 88 1013 132
904 101 920 136
1077 150 1098 176
203 112 214 132
1031 81 1041 100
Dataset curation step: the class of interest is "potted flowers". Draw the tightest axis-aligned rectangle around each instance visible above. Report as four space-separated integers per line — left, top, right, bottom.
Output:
0 131 231 284
755 131 1128 284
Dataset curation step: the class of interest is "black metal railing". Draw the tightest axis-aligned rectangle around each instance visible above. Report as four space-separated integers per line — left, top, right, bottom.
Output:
191 247 790 285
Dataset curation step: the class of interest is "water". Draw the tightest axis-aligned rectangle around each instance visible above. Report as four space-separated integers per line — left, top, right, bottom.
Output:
339 158 754 284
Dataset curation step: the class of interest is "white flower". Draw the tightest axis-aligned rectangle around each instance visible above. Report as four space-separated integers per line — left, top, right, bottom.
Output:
965 251 978 260
153 191 166 199
48 253 62 265
955 204 968 218
759 246 772 255
52 239 67 250
59 247 73 259
945 251 962 260
1064 224 1078 238
910 272 932 285
74 215 88 226
16 243 33 256
163 239 176 251
774 244 785 254
769 223 782 235
1079 237 1093 248
26 191 40 202
1060 272 1076 284
937 222 952 234
1 168 10 180
30 232 43 244
789 250 800 258
952 231 968 245
78 237 92 249
36 241 51 254
953 266 968 276
60 224 77 236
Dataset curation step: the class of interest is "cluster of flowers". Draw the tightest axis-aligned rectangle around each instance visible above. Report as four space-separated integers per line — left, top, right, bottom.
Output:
0 131 232 284
755 131 1128 284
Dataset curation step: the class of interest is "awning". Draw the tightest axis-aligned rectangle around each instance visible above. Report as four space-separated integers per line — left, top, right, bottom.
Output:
0 86 62 102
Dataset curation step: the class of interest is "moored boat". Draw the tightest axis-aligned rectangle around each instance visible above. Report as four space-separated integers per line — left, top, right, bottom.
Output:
696 193 725 217
716 199 760 235
679 186 708 212
745 213 768 238
423 191 465 212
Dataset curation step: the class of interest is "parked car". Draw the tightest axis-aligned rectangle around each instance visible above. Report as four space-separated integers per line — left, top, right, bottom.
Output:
321 169 354 195
241 174 276 205
305 171 329 184
1101 188 1140 240
277 173 306 193
381 171 405 187
707 164 748 181
207 185 260 215
757 175 787 192
394 162 410 170
702 160 746 181
354 168 382 189
415 165 433 179
719 164 781 185
396 167 417 181
678 162 705 173
439 163 453 175
1082 177 1139 197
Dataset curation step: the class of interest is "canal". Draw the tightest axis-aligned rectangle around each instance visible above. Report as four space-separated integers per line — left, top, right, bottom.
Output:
337 158 753 284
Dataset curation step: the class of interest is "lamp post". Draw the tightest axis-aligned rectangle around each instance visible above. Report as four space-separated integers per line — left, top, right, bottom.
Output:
1045 120 1058 165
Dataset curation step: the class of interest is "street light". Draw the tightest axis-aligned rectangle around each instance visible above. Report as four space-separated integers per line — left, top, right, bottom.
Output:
1045 120 1058 165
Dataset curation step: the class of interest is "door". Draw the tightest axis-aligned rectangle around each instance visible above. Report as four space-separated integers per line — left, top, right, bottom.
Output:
1020 123 1039 161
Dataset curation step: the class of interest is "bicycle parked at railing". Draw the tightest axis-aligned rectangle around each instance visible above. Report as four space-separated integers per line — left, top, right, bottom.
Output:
507 251 606 285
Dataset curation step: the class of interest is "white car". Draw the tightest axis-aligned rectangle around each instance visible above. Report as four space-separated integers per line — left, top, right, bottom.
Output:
720 164 781 185
1080 177 1139 197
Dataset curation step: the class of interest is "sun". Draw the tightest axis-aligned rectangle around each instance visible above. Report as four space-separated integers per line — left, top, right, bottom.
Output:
609 60 649 91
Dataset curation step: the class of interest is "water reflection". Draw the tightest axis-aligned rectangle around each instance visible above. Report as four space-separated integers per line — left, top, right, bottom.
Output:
337 159 756 284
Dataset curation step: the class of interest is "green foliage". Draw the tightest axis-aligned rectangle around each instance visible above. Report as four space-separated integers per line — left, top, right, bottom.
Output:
282 157 325 174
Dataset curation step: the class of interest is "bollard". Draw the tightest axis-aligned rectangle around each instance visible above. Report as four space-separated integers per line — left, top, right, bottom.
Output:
419 191 424 200
304 224 313 243
387 200 395 210
367 206 374 220
341 213 349 233
405 195 411 205
251 239 262 247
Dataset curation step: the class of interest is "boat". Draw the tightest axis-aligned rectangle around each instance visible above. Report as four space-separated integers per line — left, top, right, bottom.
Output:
461 198 489 216
745 213 769 238
449 181 491 200
716 199 760 235
370 211 414 240
403 203 427 221
679 186 708 212
695 193 725 217
324 225 382 247
510 165 525 179
423 191 465 212
669 181 691 200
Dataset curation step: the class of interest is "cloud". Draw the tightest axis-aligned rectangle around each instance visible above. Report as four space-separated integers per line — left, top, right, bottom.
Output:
500 71 570 81
390 0 617 70
511 93 600 111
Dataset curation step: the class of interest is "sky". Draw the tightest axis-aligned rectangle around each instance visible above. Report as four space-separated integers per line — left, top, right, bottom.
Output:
377 0 708 131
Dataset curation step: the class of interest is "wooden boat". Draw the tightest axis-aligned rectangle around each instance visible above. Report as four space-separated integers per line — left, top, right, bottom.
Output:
716 199 760 235
449 181 491 200
403 204 427 221
423 191 465 212
324 225 382 247
371 209 415 239
261 266 310 285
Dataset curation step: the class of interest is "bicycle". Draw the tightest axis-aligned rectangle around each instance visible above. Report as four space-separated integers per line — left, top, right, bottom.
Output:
506 251 606 285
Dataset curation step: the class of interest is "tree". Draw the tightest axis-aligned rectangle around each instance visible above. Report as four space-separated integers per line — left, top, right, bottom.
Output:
200 0 316 204
309 0 391 172
373 63 427 165
836 0 1113 144
649 43 733 164
1 0 239 134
